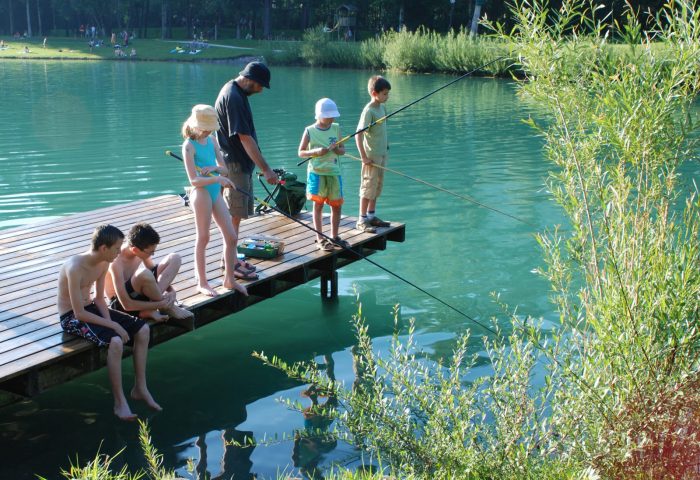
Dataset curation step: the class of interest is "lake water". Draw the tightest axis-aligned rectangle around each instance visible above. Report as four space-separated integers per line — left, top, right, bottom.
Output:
1 60 693 478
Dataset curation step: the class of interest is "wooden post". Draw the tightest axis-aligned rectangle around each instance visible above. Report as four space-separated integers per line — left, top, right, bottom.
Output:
320 271 338 299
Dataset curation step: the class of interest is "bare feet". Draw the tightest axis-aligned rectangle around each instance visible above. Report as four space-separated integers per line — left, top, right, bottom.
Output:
197 284 219 297
114 403 138 421
131 387 162 411
161 304 194 320
142 310 169 323
223 280 249 296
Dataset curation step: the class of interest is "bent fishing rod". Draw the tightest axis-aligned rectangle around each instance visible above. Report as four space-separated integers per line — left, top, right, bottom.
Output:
166 150 496 336
297 56 506 167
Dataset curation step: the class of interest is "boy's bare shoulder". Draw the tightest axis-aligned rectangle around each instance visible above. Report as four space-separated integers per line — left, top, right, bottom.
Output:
61 253 85 272
61 253 106 277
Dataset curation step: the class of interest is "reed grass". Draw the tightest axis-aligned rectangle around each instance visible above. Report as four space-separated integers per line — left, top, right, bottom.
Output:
294 25 513 75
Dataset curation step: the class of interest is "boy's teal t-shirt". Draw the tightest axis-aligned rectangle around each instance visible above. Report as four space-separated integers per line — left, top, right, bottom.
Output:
306 123 341 176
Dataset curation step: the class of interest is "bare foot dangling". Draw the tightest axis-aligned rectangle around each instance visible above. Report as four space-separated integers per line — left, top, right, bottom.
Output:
131 387 163 412
114 403 138 422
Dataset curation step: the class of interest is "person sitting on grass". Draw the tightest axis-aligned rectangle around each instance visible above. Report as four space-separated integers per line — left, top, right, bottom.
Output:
57 224 161 421
106 222 193 322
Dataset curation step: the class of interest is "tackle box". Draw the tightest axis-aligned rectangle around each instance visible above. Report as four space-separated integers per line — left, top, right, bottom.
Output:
237 236 285 259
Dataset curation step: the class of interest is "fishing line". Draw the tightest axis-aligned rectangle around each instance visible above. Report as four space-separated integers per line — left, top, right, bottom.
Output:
166 150 497 336
168 151 618 424
297 56 507 167
342 152 537 228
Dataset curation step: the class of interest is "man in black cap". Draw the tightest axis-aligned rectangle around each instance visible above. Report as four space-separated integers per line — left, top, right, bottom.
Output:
215 61 278 242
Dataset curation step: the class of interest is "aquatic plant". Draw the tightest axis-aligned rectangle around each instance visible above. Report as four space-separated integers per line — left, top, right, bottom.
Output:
261 1 700 478
492 0 700 476
37 420 180 480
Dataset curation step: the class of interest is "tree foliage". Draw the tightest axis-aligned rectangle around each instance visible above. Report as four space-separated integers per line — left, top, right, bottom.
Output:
0 0 676 39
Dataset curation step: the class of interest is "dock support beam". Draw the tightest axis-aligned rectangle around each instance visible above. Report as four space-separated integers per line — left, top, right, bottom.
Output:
320 271 338 299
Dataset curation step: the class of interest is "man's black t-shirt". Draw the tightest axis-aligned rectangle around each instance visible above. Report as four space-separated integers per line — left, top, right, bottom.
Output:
215 80 258 174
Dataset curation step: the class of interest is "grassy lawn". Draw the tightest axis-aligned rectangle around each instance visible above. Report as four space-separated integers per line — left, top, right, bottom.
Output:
0 36 296 62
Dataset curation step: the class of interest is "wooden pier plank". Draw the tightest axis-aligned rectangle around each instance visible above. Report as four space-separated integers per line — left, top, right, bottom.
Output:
0 194 404 396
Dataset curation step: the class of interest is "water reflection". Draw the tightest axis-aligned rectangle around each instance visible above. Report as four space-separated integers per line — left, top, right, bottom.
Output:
293 355 339 480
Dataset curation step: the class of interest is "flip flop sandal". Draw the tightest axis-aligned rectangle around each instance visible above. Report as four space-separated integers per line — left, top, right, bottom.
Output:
221 259 256 273
239 259 256 272
317 239 334 252
233 264 259 280
333 236 351 249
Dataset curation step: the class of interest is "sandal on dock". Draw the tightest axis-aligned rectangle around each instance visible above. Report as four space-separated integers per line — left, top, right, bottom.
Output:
332 236 350 249
234 264 258 280
317 238 334 252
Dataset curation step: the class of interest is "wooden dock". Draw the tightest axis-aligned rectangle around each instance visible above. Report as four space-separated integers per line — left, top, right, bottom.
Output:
0 194 404 401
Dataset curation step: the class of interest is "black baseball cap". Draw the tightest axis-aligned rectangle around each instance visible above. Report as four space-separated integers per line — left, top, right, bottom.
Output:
239 61 271 89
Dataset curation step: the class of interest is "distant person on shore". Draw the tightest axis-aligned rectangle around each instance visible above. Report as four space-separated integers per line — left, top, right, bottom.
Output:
57 224 161 421
215 61 277 271
298 98 348 251
110 32 116 45
42 37 47 48
355 75 392 233
181 104 252 297
23 46 30 54
130 47 136 57
106 222 193 322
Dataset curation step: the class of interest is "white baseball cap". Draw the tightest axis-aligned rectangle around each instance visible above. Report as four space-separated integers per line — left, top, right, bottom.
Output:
315 98 340 120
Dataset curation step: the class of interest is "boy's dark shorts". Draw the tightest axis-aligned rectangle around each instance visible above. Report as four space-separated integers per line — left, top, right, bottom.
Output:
59 302 146 348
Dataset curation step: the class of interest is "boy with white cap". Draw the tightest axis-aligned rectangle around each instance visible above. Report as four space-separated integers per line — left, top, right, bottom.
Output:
297 98 348 251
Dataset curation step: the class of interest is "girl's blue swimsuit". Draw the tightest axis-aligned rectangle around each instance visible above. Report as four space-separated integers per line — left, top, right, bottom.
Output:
189 137 220 203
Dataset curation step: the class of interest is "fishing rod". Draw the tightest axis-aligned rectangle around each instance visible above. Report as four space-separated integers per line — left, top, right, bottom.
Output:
297 56 506 167
343 152 537 228
166 152 621 422
166 150 496 336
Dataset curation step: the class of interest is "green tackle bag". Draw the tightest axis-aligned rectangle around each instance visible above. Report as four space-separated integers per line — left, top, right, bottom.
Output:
256 171 307 217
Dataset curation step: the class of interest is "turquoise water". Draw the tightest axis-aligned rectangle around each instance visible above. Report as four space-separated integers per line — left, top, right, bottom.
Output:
0 60 610 477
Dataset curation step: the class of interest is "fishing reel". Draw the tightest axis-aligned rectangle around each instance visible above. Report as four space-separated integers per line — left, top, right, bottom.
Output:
256 168 297 184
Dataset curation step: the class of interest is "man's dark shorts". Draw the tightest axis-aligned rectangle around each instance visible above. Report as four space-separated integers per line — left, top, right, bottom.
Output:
224 162 254 219
60 302 146 348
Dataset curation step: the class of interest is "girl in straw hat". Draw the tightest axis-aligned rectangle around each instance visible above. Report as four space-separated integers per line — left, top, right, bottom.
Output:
181 104 252 297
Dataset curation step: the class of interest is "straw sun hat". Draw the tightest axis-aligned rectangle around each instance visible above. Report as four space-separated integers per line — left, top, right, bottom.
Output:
187 104 220 131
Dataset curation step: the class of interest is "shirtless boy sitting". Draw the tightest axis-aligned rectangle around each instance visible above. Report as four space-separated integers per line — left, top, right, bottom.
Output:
106 222 193 322
57 224 161 420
